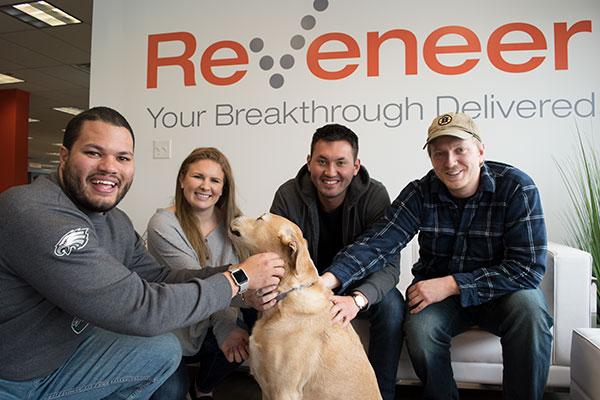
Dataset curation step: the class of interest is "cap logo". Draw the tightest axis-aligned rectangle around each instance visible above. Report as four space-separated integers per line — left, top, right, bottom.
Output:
54 228 89 257
438 114 452 126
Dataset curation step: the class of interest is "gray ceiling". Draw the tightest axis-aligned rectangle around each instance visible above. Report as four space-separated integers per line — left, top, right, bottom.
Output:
0 0 92 169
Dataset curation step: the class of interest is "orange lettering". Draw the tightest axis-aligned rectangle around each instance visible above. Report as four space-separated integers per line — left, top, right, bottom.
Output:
488 23 546 73
423 26 481 75
554 20 592 70
367 30 418 76
147 32 196 89
307 33 360 80
200 41 248 86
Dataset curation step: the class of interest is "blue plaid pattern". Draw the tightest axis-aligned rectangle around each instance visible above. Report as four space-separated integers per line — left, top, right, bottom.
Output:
327 161 547 307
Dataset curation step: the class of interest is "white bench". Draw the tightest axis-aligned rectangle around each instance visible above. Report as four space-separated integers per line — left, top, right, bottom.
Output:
354 241 593 388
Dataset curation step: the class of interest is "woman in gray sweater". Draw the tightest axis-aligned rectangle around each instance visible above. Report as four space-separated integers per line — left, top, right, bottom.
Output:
147 147 248 400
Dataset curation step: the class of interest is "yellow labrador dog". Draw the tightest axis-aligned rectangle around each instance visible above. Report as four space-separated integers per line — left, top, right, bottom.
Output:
230 213 381 400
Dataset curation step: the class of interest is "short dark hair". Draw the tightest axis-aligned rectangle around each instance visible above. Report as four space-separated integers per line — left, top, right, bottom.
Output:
310 124 359 159
63 106 135 150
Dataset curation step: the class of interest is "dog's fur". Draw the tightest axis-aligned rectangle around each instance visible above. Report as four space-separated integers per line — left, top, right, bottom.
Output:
230 213 381 400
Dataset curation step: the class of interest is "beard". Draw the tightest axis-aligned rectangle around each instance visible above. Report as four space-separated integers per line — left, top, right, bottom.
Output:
61 162 132 213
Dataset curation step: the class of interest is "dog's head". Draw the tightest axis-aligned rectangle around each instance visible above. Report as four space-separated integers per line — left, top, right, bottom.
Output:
230 213 319 287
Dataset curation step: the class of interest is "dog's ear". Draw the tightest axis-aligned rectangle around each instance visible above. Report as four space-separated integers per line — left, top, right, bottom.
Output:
278 226 315 278
278 226 298 257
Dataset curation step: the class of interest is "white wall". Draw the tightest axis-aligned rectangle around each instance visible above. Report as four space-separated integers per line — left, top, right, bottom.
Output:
90 0 600 244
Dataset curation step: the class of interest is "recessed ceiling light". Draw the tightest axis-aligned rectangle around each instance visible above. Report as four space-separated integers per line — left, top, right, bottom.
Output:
0 73 24 84
45 152 60 156
28 136 34 140
51 142 62 146
53 107 83 115
0 1 81 28
28 118 39 123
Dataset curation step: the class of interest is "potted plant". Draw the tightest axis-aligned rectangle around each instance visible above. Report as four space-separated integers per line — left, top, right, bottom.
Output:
557 129 600 324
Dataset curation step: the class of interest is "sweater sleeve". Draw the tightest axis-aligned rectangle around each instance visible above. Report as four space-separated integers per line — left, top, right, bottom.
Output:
210 307 241 346
3 204 232 337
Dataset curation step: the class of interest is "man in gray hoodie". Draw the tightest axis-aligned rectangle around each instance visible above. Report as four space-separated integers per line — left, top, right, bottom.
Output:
0 106 283 399
266 124 404 400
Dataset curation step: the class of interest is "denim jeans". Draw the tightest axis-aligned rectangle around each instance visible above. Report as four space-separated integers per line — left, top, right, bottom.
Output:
0 328 181 400
151 329 242 399
356 287 405 400
404 288 553 400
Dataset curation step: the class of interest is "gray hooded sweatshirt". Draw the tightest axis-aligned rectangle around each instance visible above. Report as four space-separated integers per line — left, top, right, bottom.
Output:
270 165 400 305
0 174 232 380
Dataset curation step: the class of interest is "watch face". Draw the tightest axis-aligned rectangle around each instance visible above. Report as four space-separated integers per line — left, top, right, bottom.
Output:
232 269 248 284
354 294 366 309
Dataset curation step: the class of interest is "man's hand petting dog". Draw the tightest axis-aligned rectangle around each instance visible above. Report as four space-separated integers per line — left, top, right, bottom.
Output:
243 285 279 311
329 295 360 327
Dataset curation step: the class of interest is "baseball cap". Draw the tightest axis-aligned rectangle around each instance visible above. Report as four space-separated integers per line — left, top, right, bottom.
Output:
423 112 482 149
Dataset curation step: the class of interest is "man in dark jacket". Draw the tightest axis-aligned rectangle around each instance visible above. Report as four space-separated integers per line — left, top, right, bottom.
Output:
270 124 405 400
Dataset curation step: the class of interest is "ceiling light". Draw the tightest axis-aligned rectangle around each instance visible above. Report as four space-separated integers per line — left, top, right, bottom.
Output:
0 73 24 84
45 152 60 156
0 1 81 28
28 136 34 140
51 142 62 146
28 118 39 122
53 106 83 115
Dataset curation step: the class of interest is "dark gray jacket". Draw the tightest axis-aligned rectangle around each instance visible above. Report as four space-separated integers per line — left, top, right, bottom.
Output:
0 175 231 380
270 165 400 305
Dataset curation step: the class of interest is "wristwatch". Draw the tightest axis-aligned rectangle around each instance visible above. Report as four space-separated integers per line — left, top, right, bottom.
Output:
352 292 368 311
230 268 249 294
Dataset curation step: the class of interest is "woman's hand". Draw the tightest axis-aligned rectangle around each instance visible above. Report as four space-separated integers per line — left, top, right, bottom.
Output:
243 285 279 311
219 328 250 363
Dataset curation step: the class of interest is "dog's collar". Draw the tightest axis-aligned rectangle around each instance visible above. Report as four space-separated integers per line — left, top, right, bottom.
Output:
275 282 314 301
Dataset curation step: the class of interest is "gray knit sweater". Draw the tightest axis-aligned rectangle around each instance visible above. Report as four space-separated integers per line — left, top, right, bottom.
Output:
147 209 240 356
0 175 232 380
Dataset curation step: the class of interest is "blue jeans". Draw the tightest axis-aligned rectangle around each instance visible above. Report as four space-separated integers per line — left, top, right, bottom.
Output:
0 328 181 400
151 329 242 399
404 288 553 400
356 287 405 400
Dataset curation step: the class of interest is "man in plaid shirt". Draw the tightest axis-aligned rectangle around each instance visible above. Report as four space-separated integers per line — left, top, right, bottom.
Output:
322 112 553 399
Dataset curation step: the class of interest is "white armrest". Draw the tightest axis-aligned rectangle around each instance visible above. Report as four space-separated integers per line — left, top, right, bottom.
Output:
541 242 593 366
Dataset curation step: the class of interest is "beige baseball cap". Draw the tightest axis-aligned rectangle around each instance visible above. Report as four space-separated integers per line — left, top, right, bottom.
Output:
423 112 482 149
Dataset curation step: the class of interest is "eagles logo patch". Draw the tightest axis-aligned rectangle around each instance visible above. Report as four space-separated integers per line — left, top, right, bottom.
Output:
71 317 89 334
54 228 89 257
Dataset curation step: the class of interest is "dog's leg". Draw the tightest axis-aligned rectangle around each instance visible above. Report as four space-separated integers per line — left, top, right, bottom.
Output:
264 389 303 400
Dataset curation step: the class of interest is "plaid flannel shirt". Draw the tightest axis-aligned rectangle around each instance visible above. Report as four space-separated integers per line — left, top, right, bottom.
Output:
326 161 547 307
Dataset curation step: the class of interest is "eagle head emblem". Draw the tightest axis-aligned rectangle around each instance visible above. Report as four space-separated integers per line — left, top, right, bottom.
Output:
54 228 89 257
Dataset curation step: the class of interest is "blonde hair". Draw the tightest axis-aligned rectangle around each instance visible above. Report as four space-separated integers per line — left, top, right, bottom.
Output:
174 147 244 266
